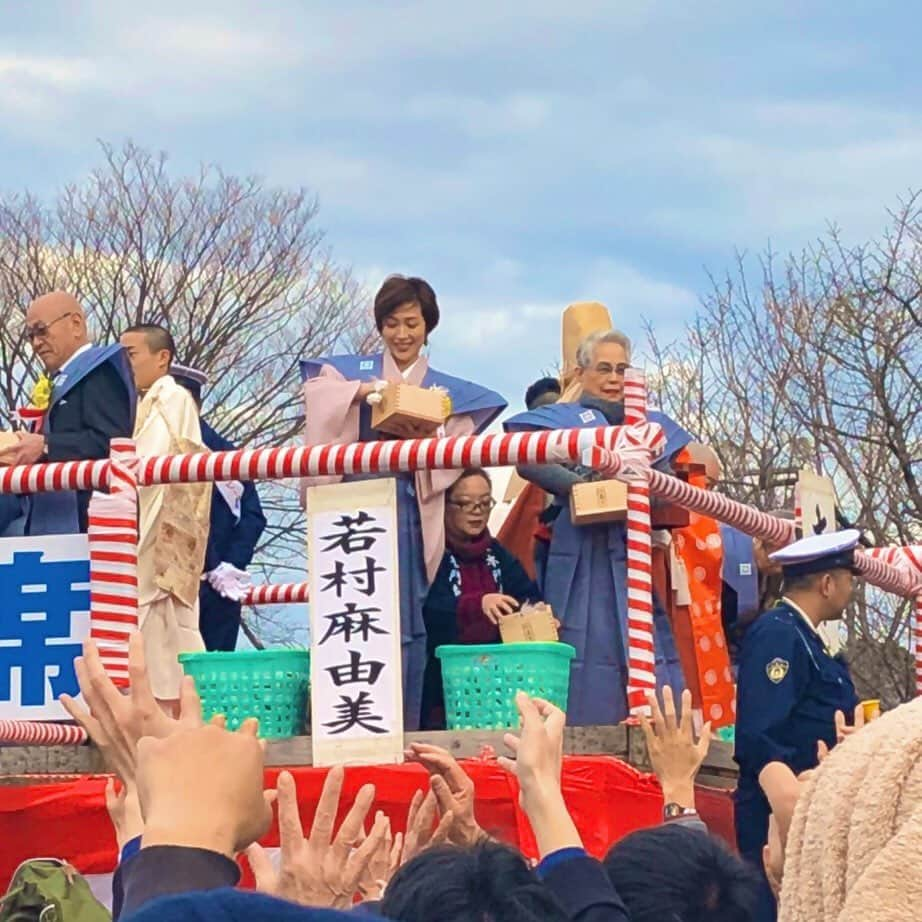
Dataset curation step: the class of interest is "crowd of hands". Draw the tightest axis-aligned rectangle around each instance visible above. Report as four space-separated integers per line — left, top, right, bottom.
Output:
60 633 872 916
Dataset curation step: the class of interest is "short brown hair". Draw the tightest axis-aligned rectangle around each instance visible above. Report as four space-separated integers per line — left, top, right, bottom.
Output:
448 467 492 499
373 275 440 334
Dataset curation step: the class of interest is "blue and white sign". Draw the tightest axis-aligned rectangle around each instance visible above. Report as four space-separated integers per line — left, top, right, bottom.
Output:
0 534 90 720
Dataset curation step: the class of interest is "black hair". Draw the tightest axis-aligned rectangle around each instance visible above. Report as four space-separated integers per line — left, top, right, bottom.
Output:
524 376 561 410
373 274 440 334
122 323 176 364
448 467 492 500
603 824 759 922
380 842 569 922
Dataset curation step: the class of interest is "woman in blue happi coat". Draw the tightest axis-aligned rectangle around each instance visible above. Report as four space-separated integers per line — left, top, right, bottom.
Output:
300 276 507 730
504 329 692 726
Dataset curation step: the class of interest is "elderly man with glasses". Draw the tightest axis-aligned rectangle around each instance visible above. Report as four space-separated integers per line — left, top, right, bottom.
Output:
0 292 134 536
503 329 694 726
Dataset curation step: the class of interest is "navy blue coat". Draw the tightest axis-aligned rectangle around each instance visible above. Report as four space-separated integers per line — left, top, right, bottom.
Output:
734 600 857 921
198 422 267 651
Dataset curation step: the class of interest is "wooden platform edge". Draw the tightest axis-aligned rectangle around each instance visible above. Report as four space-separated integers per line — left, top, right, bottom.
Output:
0 726 737 786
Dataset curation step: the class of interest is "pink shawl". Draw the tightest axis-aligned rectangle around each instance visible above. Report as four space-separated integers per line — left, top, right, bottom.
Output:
300 350 473 583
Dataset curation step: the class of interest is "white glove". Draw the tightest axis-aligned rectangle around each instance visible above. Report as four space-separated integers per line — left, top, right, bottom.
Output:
206 562 254 602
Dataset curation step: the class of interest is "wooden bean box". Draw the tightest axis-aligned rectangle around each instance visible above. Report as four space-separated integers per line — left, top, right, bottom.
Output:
570 479 628 525
371 383 446 436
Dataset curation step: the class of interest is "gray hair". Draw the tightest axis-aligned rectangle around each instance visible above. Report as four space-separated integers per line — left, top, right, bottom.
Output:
576 329 633 368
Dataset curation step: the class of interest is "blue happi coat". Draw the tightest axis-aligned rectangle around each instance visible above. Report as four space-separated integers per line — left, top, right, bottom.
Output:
504 399 692 725
301 353 507 730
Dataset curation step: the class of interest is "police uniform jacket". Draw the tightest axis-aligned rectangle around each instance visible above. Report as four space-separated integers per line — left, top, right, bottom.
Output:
735 600 858 789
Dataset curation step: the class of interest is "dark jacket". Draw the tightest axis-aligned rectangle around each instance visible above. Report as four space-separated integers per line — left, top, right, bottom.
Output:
198 421 266 651
420 537 540 729
32 358 134 533
200 422 266 573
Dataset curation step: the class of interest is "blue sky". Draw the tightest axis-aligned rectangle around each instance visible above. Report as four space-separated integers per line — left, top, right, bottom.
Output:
2 0 921 412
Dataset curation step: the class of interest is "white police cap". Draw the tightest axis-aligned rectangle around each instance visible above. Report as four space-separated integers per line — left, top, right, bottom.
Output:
770 528 861 578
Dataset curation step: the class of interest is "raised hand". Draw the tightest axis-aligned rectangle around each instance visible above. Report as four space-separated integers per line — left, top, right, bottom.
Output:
137 720 272 858
247 767 387 909
60 633 203 783
640 686 710 807
400 788 454 865
498 692 565 804
406 743 486 847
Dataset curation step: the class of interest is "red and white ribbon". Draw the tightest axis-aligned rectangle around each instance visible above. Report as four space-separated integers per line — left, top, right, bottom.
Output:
619 370 657 715
0 720 87 745
86 439 139 688
580 422 667 482
866 546 922 696
242 582 310 605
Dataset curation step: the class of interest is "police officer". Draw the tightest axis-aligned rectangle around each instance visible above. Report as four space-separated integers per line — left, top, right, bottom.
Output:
734 529 860 922
173 365 267 651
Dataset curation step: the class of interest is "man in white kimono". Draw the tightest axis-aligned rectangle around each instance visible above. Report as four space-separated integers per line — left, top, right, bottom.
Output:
120 324 210 705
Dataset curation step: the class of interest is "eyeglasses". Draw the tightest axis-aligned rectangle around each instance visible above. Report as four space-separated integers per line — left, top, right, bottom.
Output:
588 362 630 376
24 312 75 341
447 498 496 514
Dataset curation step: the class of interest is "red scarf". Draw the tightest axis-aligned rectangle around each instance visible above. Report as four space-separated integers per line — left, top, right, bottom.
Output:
446 530 501 644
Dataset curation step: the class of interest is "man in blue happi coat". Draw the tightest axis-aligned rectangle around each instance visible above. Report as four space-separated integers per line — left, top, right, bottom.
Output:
734 529 860 922
173 365 267 652
504 328 693 726
0 292 134 537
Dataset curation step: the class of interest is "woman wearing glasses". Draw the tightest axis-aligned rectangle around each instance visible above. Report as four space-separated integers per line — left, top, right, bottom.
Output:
419 467 540 729
300 276 507 730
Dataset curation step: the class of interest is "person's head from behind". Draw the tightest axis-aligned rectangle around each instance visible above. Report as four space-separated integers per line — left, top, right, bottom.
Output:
525 376 561 410
445 468 494 544
374 274 440 371
574 329 632 402
25 292 90 374
380 842 569 922
604 824 759 922
120 323 176 392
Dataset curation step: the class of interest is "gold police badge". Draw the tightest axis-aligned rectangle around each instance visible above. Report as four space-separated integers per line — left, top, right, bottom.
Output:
766 658 789 684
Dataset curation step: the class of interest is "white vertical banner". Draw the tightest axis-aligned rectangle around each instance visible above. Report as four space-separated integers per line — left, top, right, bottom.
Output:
307 479 404 766
797 468 842 653
0 533 90 720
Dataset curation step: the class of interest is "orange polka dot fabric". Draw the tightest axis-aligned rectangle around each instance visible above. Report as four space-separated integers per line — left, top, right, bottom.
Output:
667 454 736 729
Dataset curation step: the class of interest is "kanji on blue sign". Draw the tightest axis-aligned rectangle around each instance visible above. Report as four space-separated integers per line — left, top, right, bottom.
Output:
0 551 89 706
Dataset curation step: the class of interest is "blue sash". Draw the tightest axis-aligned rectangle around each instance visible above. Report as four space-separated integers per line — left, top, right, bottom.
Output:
503 402 693 462
301 353 507 433
27 344 135 536
720 524 759 620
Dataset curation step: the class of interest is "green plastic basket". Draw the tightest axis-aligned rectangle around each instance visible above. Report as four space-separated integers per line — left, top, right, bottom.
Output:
178 648 310 739
435 642 576 730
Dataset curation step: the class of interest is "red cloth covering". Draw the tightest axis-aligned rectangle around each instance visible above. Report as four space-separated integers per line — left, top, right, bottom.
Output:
0 757 735 887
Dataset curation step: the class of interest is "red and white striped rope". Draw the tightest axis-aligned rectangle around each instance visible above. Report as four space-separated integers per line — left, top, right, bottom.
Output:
0 720 88 745
0 427 622 493
86 439 139 688
622 370 656 715
915 596 922 698
0 458 109 495
242 582 310 605
865 546 922 696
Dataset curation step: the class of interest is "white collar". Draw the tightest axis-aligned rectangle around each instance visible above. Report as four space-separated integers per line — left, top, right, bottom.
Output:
56 342 93 377
400 358 420 381
782 597 821 636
